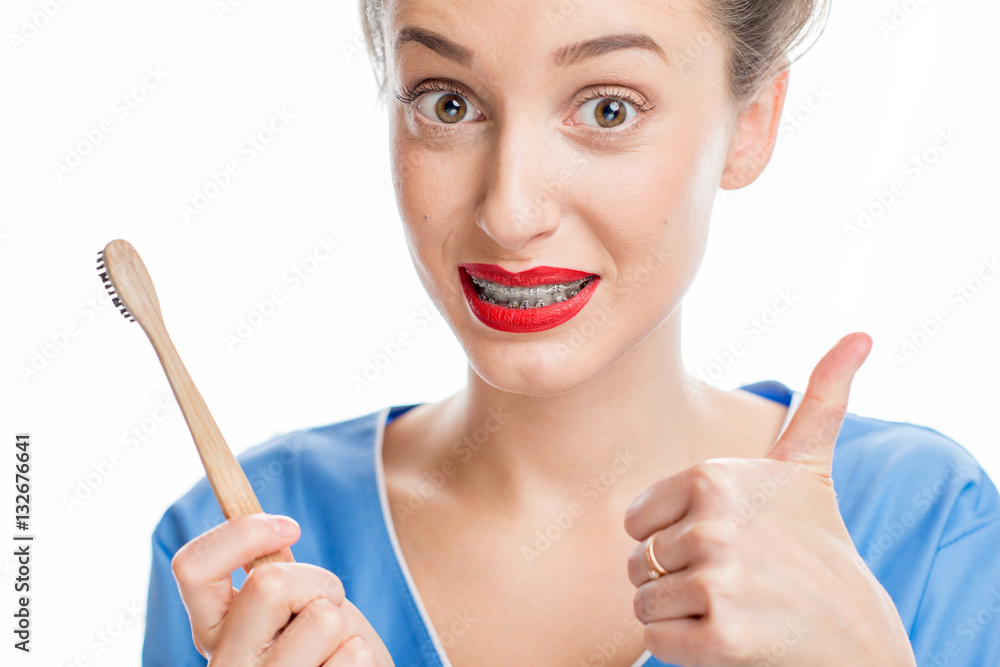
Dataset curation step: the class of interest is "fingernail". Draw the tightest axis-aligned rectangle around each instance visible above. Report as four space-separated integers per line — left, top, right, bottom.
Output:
267 514 299 538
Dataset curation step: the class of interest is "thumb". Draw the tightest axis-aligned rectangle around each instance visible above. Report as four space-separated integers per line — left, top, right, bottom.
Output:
765 331 873 479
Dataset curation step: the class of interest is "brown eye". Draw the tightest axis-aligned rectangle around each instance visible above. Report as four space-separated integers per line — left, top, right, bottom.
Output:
594 98 627 128
573 93 642 133
434 93 468 123
414 91 479 127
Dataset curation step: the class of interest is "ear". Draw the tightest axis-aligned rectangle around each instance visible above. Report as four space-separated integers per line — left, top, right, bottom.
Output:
719 67 790 190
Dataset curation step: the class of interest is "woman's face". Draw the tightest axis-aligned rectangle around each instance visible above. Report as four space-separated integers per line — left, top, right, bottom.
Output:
384 0 755 396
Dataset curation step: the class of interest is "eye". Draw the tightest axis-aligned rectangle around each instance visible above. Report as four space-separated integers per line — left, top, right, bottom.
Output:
573 94 642 130
416 90 479 125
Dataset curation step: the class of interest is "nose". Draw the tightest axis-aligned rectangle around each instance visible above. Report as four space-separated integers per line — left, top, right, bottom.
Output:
474 120 562 251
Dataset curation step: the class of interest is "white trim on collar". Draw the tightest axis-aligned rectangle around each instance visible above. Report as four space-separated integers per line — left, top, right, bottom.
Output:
374 405 457 667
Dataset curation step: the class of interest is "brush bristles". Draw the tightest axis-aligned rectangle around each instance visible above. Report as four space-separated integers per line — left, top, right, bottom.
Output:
96 250 136 323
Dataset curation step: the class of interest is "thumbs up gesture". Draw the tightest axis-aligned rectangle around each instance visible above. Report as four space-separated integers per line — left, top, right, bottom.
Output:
624 332 917 666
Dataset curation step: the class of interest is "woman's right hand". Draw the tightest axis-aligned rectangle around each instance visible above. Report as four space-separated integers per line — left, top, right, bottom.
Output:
171 513 395 666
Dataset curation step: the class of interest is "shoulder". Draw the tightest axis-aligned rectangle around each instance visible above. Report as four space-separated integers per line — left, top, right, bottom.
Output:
834 410 995 531
829 410 1000 660
150 405 396 554
831 407 1000 574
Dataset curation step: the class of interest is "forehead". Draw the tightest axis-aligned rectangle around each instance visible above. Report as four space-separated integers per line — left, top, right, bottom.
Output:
386 0 711 75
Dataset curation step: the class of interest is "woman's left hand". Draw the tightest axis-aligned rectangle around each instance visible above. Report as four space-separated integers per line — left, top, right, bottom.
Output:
624 332 916 666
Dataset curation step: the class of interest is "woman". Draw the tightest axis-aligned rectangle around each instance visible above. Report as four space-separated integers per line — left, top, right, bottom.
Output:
143 0 1000 664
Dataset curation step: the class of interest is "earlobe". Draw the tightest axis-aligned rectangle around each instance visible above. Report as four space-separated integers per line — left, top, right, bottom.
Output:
719 68 790 190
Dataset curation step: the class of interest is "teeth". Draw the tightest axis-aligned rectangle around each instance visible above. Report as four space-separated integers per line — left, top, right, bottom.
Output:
470 274 594 308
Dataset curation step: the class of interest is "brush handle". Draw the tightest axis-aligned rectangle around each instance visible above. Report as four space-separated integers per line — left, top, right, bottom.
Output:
145 319 288 571
100 239 288 571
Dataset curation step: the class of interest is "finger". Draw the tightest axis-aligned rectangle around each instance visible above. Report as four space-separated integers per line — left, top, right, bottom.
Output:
218 595 352 667
212 561 347 662
624 464 703 541
633 569 709 624
243 544 297 576
765 331 872 475
628 527 680 586
629 517 736 587
170 513 300 649
339 598 397 665
641 617 705 666
322 636 378 667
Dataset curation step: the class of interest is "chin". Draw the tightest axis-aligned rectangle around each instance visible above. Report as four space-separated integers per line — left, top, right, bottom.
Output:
460 331 622 397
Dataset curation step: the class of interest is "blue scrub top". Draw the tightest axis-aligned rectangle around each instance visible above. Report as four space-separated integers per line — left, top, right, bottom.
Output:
142 380 1000 666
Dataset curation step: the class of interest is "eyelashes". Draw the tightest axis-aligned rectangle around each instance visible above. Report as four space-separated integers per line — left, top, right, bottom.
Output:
395 79 655 140
395 80 464 106
581 85 656 115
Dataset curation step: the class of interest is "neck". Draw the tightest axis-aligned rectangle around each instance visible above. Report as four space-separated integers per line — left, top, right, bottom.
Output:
434 309 723 515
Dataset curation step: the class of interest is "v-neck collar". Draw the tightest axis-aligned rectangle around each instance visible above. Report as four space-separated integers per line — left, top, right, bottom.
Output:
371 382 801 666
374 403 459 666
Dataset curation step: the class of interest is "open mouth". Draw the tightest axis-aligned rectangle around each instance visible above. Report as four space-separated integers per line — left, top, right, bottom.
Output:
457 263 601 333
468 274 597 308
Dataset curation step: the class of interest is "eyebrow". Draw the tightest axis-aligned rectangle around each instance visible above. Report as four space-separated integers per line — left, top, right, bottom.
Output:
394 26 668 68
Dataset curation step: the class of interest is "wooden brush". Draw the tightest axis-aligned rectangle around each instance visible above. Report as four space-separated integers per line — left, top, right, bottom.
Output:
97 239 289 570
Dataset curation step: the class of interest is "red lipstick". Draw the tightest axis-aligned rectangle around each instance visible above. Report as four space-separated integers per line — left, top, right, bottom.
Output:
458 263 600 333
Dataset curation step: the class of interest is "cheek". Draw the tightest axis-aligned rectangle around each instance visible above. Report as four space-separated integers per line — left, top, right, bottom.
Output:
392 140 444 246
390 117 472 217
390 138 473 305
578 130 723 299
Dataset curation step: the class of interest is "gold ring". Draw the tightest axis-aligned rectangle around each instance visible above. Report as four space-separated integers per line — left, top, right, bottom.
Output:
645 534 668 580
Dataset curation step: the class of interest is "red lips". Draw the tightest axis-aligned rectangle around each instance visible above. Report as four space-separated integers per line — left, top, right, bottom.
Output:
459 263 595 286
457 263 600 333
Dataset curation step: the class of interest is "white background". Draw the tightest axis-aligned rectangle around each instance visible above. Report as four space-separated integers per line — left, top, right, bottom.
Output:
2 0 998 664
